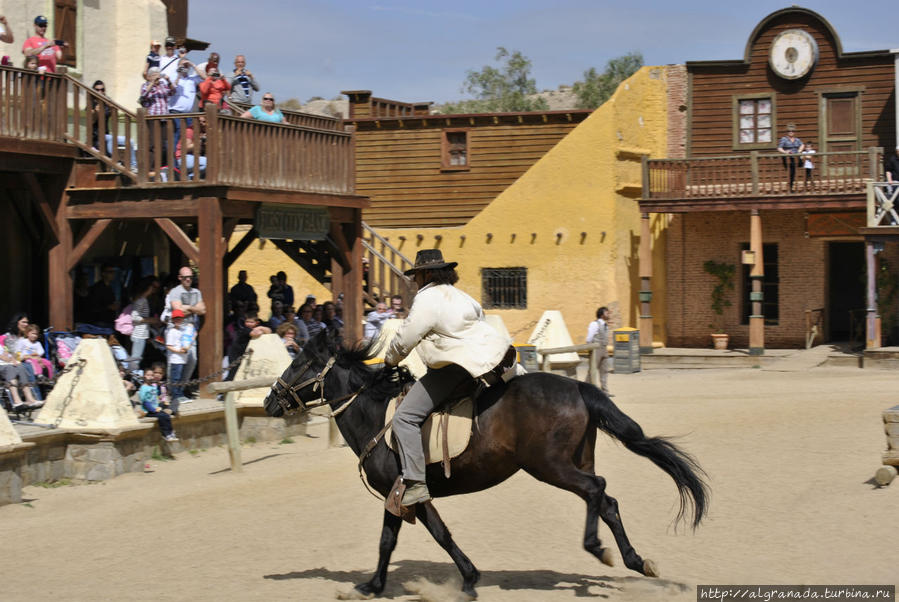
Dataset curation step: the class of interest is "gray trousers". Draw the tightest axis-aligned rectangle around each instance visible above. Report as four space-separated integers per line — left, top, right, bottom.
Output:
596 352 610 393
391 363 474 482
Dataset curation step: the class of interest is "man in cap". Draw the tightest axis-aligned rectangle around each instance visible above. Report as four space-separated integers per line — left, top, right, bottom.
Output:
22 16 62 72
159 36 183 82
385 249 512 506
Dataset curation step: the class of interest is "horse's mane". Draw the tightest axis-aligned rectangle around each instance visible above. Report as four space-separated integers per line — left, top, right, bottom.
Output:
303 331 400 403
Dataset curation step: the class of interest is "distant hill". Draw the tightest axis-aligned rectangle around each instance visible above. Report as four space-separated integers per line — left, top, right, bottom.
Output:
296 85 581 119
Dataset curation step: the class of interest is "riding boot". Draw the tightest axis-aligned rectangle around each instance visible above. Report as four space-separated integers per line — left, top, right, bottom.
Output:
401 480 431 505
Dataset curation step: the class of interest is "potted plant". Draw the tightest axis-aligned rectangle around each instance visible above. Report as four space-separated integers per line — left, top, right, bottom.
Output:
703 259 736 350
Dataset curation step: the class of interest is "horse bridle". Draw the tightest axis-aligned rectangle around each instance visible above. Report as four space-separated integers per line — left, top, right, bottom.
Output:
272 355 364 417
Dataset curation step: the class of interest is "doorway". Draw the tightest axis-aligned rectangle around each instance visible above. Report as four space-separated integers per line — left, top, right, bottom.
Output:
827 242 865 341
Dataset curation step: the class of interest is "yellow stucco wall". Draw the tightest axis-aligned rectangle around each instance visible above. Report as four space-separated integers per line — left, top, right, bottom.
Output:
228 67 672 336
373 67 671 343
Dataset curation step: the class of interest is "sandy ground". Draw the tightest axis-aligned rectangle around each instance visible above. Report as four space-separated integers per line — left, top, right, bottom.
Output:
3 366 898 601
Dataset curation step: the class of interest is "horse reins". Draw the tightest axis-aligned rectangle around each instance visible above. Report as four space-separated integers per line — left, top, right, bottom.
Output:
273 353 384 500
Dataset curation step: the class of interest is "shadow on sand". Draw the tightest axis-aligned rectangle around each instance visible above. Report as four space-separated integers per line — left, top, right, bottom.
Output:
264 559 690 598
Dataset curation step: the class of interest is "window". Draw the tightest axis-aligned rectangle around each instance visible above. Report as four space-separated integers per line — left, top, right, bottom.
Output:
54 0 77 67
733 95 774 149
481 268 527 309
741 243 779 325
441 129 469 170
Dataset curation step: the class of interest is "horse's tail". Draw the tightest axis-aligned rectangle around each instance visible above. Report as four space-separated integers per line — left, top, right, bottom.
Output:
577 382 709 529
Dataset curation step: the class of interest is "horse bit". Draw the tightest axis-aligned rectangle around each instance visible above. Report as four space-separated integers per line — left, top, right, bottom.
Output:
272 356 364 417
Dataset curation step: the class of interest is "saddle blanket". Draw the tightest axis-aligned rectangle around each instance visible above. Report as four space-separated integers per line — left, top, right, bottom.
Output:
384 396 473 465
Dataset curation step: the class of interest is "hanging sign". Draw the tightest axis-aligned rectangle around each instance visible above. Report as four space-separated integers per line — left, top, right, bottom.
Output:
255 204 330 240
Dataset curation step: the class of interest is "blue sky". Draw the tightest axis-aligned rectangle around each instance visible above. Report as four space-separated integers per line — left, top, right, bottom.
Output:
190 1 898 105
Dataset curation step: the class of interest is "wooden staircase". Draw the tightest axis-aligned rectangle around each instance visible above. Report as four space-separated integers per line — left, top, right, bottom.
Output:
361 222 415 307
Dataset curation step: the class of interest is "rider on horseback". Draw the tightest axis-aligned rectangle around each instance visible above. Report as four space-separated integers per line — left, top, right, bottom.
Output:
384 249 512 506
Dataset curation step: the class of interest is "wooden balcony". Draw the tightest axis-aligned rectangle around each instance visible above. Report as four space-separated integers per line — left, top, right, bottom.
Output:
0 65 356 197
641 148 884 213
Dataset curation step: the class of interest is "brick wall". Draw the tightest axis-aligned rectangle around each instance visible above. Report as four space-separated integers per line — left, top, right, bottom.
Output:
666 210 828 348
666 65 688 160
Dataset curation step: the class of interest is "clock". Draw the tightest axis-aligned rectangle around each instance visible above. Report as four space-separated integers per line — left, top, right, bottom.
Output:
769 29 818 79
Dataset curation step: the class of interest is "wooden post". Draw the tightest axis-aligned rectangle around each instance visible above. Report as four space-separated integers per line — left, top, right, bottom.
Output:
48 173 75 330
866 241 881 348
223 393 243 473
334 212 364 344
749 209 765 355
197 196 224 384
638 212 654 354
588 348 599 387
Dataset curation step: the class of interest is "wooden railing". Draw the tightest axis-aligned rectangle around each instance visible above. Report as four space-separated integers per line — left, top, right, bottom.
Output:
134 105 355 193
645 148 883 200
224 99 344 130
66 76 138 181
0 66 67 142
867 182 899 227
361 222 415 307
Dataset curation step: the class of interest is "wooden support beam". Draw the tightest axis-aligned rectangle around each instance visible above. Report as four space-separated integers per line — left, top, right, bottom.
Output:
22 173 60 242
49 174 75 331
338 213 363 344
154 218 199 265
749 210 765 355
223 227 258 269
223 218 239 242
197 197 224 383
67 219 112 270
67 199 200 219
638 212 654 354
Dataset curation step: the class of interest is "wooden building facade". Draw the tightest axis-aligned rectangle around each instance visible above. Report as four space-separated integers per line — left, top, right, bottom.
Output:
638 7 899 352
342 90 591 228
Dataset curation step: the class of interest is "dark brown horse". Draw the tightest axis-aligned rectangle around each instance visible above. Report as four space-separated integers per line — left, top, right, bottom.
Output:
264 333 708 599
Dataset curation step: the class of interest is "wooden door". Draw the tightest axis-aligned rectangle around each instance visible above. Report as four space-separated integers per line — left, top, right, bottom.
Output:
821 93 860 177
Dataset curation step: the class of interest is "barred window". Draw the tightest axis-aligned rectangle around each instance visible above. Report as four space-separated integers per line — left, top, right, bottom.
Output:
441 129 469 171
481 267 527 309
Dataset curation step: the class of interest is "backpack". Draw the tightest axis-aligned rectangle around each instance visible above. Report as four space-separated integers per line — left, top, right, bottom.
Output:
114 304 134 335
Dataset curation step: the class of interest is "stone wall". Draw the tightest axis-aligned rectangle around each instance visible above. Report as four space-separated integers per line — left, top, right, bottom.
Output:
0 407 316 506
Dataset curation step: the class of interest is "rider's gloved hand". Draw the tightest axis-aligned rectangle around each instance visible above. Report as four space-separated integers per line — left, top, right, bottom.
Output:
385 362 400 383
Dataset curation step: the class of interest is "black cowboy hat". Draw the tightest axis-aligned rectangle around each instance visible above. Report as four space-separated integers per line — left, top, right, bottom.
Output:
404 249 457 276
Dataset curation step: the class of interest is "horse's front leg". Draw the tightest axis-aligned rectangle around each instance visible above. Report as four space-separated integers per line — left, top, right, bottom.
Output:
348 510 403 599
415 501 481 599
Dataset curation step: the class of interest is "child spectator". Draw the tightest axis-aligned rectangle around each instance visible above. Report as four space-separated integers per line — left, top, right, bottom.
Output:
277 322 301 359
143 40 161 80
139 368 178 441
802 142 816 189
165 309 189 408
150 361 172 413
14 323 53 378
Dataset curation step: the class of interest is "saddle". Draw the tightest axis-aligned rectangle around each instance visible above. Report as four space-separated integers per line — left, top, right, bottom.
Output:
384 396 473 478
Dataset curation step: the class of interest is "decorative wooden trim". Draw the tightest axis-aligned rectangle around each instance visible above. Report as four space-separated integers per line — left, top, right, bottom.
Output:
154 218 199 265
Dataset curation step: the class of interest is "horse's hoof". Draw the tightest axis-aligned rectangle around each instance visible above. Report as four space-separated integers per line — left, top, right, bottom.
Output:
461 585 478 600
337 584 376 600
600 547 615 567
643 559 659 578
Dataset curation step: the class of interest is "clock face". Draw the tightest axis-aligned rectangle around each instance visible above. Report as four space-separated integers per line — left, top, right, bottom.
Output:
769 29 819 80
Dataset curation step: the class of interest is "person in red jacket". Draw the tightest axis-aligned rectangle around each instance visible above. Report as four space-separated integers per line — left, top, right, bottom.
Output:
198 68 231 110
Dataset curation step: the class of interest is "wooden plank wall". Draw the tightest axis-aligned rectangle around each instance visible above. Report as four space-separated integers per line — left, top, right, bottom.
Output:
353 117 587 227
688 11 896 157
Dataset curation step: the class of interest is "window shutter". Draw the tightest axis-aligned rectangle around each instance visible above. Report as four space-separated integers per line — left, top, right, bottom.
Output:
54 0 77 67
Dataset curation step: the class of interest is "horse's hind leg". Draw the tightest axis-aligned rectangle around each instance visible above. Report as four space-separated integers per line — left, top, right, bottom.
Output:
527 463 654 577
595 488 659 577
415 501 481 599
350 510 403 599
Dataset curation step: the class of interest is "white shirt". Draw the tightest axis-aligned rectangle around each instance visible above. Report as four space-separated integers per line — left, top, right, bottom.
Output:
166 326 188 364
169 74 202 112
385 283 511 377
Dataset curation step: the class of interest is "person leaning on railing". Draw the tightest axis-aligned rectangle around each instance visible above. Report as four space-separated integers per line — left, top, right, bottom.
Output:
886 146 899 196
240 93 284 123
777 123 805 192
91 80 138 171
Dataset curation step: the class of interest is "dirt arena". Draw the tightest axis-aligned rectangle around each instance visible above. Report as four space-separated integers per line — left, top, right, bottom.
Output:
4 366 898 601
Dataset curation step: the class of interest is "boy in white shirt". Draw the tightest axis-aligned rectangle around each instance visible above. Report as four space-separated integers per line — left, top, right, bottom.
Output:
165 309 189 413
